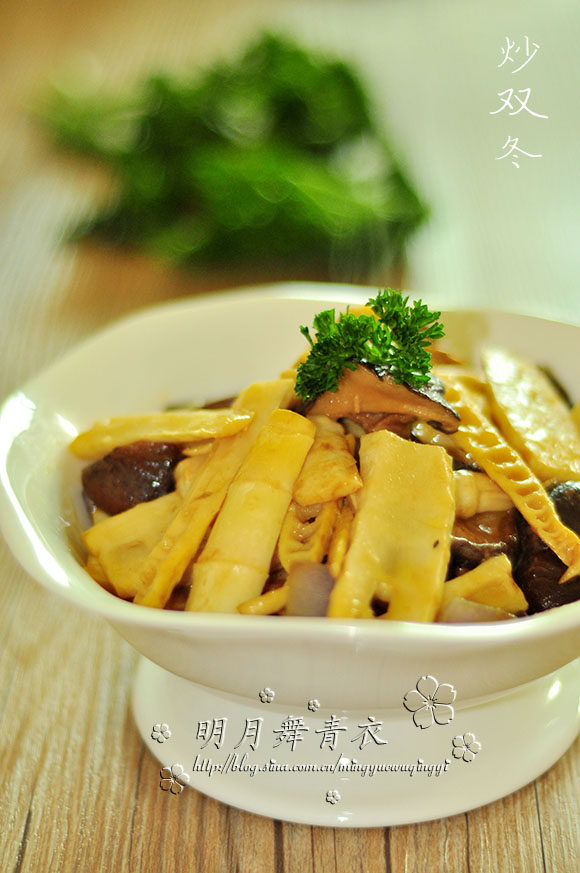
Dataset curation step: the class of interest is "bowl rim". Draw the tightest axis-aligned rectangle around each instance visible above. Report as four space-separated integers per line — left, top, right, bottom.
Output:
1 281 580 646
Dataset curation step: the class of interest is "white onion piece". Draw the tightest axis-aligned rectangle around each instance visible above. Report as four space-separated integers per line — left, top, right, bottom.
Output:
285 562 335 616
438 597 516 623
340 418 366 438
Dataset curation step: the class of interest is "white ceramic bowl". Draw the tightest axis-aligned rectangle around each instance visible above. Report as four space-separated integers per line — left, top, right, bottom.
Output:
2 282 580 826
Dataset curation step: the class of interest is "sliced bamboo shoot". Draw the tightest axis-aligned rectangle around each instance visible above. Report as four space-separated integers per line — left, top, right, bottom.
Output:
440 554 527 614
187 409 315 612
327 499 354 579
444 379 580 574
84 491 181 598
71 409 254 460
293 415 362 506
278 500 339 572
174 455 207 498
453 469 512 518
237 586 288 615
134 380 294 608
481 347 580 481
327 430 455 622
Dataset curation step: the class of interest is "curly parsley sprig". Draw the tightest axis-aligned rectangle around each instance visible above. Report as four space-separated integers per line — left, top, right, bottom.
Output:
295 289 444 401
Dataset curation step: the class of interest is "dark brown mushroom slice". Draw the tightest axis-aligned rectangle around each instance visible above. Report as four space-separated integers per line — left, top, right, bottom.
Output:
548 481 580 529
514 482 580 613
307 364 459 433
82 440 184 515
448 508 519 578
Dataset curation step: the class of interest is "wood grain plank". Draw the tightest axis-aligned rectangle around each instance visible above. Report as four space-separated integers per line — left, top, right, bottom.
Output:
125 754 214 873
466 785 546 873
333 827 389 873
311 825 337 872
279 822 314 873
303 825 389 873
389 814 469 873
192 795 231 873
0 553 140 873
535 738 580 872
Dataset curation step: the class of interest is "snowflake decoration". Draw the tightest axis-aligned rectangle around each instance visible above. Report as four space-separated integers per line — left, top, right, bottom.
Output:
151 723 172 743
452 732 481 763
325 789 341 805
307 699 320 712
160 763 190 794
259 687 275 704
403 675 456 729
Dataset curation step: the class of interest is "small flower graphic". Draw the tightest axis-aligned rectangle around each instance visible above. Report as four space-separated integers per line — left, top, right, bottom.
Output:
160 763 190 794
325 789 341 804
452 732 481 763
151 723 172 743
259 687 275 703
403 675 456 729
307 699 320 712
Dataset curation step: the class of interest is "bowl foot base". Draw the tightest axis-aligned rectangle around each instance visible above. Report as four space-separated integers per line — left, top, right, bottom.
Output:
132 656 580 827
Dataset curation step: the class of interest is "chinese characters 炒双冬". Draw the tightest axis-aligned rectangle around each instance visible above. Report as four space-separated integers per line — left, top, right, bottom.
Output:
492 36 546 167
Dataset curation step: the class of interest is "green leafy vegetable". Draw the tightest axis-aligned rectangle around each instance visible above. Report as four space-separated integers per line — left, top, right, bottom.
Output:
37 33 427 275
295 289 444 401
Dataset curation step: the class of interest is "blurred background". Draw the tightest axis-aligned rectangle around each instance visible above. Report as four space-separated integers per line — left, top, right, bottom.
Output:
1 0 579 397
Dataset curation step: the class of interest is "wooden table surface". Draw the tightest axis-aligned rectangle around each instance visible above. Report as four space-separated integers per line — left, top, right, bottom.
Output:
1 2 578 871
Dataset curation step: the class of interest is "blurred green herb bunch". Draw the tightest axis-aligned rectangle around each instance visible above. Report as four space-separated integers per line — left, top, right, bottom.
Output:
39 33 427 278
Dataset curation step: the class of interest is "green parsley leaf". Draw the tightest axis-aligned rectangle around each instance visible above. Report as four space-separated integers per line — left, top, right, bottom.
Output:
35 33 428 275
294 289 444 401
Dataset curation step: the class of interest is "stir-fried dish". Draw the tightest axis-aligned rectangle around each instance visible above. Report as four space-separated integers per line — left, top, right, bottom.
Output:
71 291 580 622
